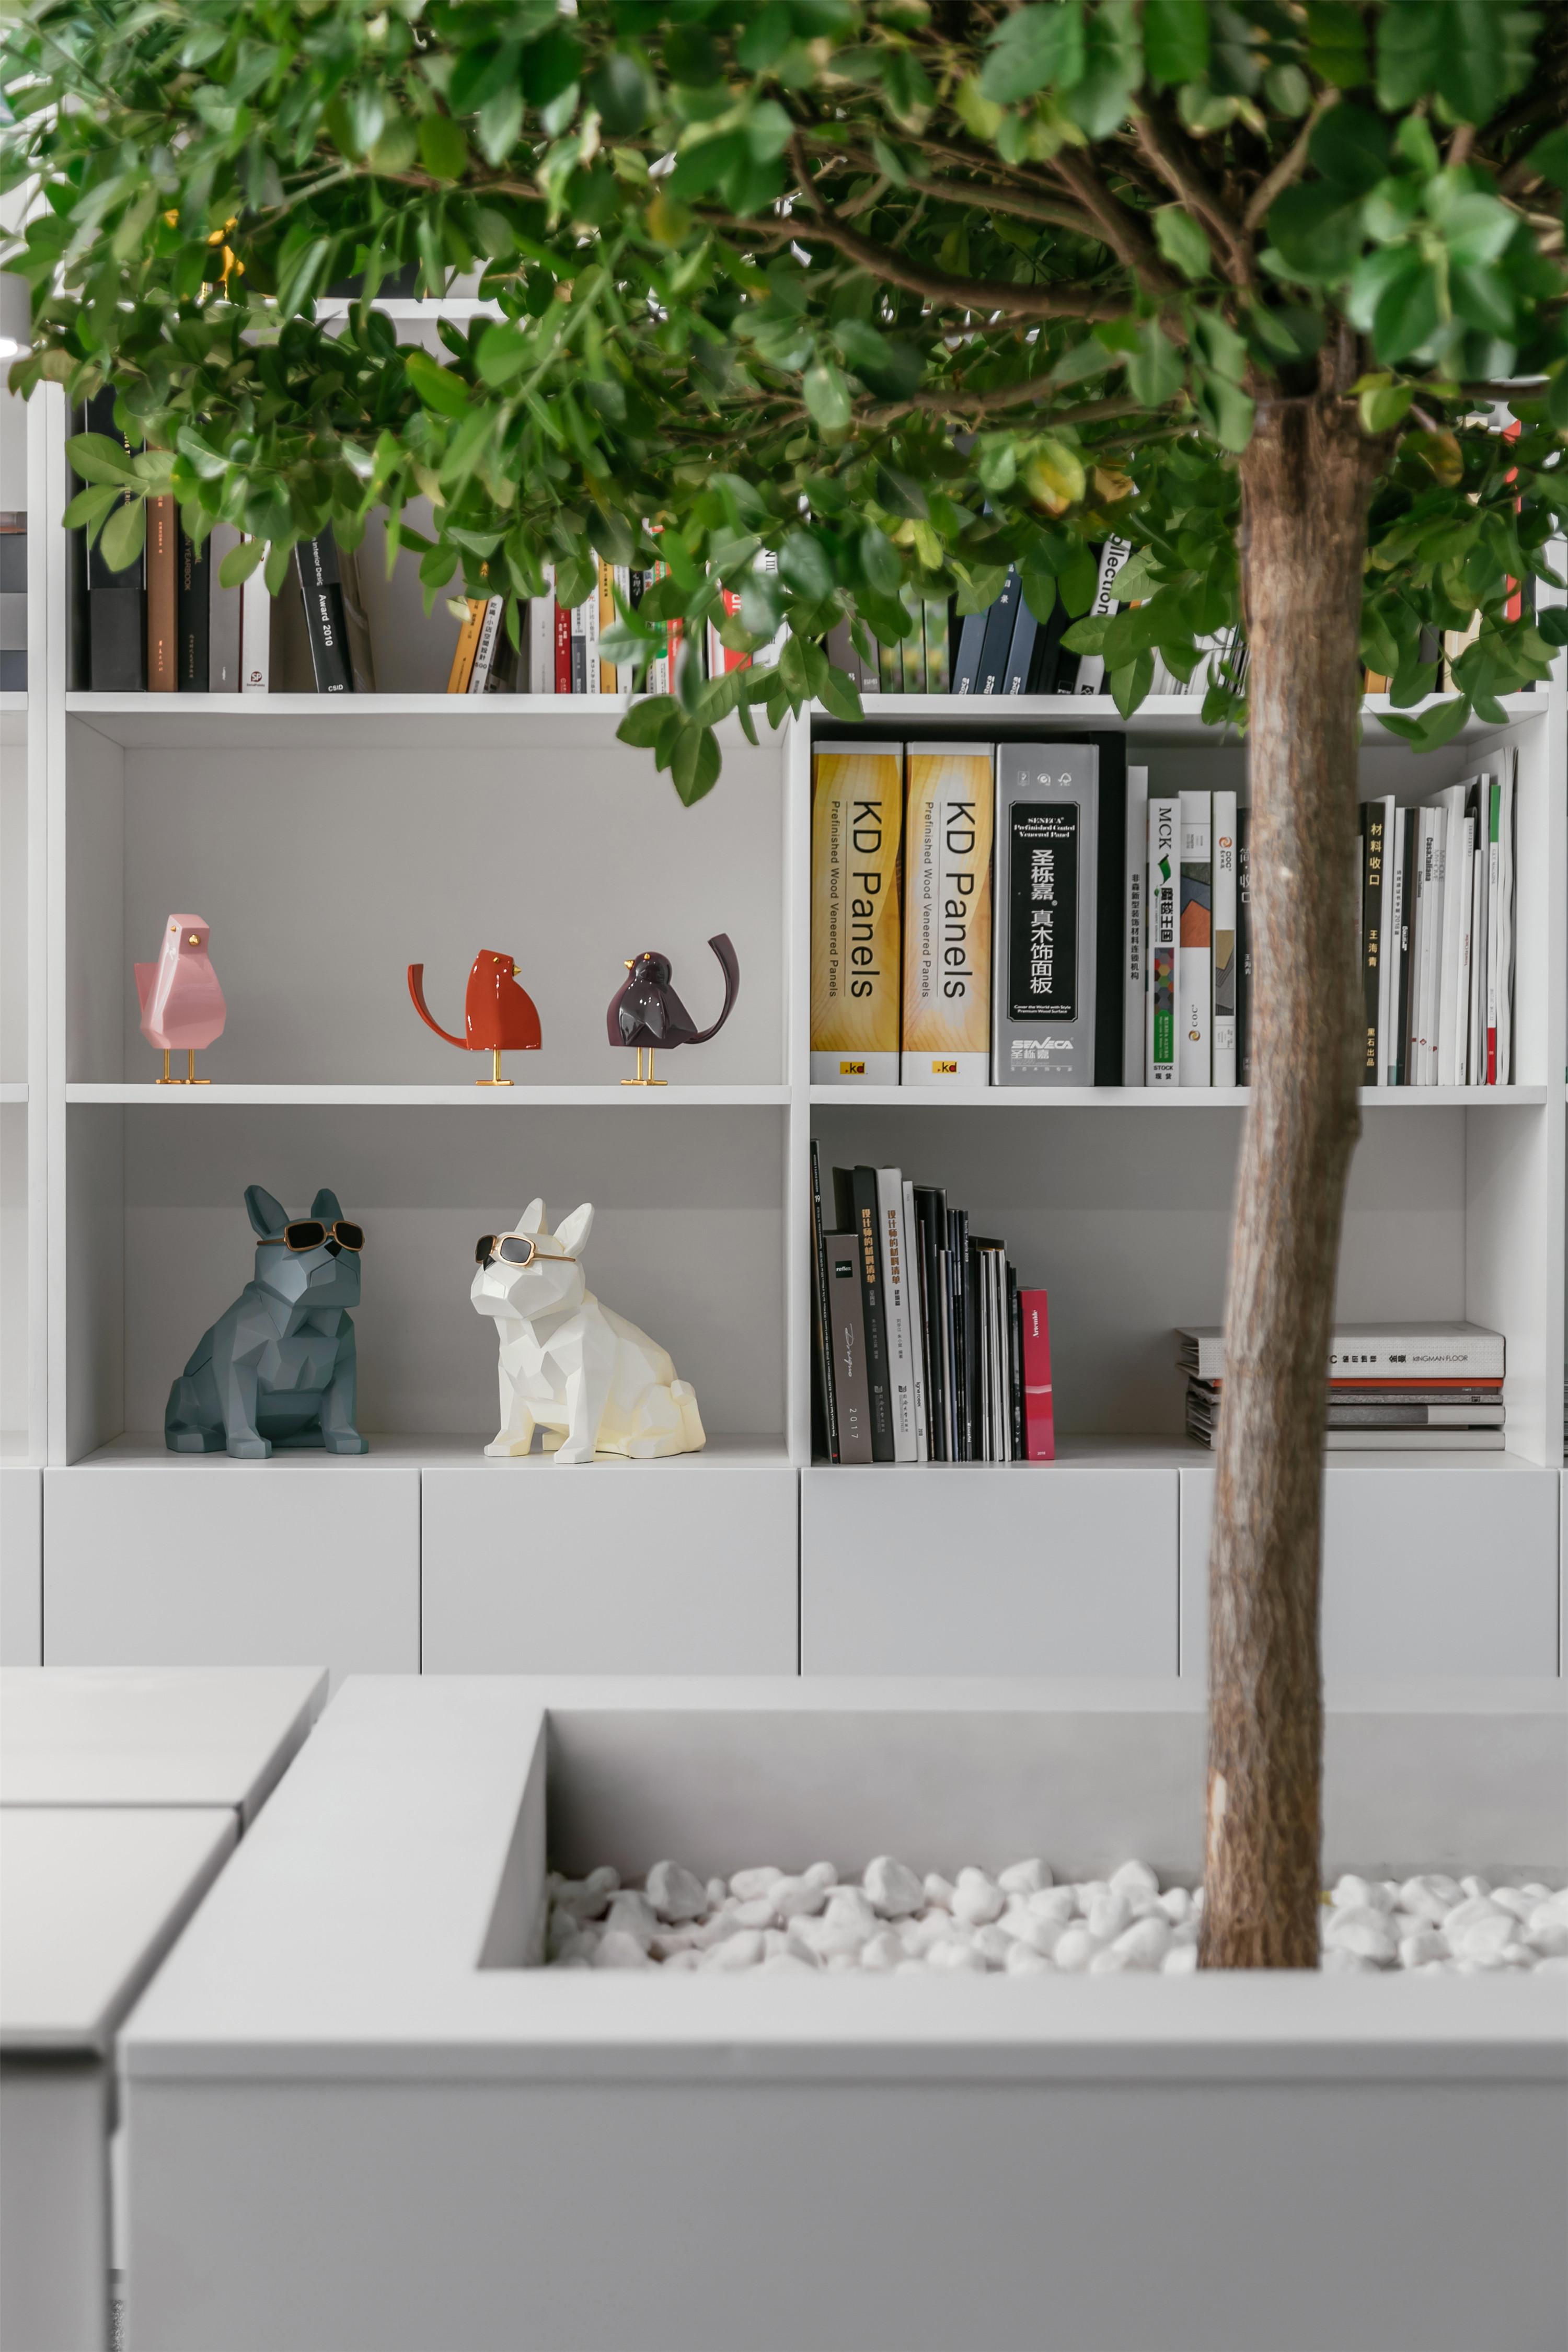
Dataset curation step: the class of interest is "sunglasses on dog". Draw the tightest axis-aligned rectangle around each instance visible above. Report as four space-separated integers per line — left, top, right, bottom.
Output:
475 1233 577 1269
260 1220 365 1252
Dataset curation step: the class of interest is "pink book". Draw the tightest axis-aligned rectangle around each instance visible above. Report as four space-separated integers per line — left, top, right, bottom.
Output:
1020 1289 1055 1462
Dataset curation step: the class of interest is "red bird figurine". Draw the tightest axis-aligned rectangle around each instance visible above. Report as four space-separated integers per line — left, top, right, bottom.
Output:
408 952 541 1087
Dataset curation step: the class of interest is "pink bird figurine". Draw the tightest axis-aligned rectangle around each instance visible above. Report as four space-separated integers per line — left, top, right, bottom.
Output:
135 914 226 1084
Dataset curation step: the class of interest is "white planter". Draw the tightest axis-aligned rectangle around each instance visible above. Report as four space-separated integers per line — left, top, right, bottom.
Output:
122 1677 1567 2352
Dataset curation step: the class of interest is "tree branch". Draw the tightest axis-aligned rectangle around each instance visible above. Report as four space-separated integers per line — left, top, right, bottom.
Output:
1131 109 1252 285
827 151 1103 238
860 382 1146 429
1242 94 1339 234
1046 148 1173 296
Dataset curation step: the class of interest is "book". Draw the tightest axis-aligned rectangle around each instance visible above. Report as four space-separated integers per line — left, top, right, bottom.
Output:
599 561 619 693
1494 755 1515 1083
834 1166 895 1462
948 1204 971 1457
1001 591 1037 694
810 744 904 1085
207 523 244 691
146 495 177 691
992 741 1099 1087
951 603 987 694
81 393 145 690
809 1140 839 1463
1008 1269 1024 1459
1236 805 1252 1086
823 1234 872 1462
1467 781 1487 1087
1370 795 1396 1085
1389 807 1413 1085
176 522 209 691
1147 795 1178 1086
923 599 950 694
875 1167 919 1462
295 533 353 693
1429 783 1469 1086
1178 791 1212 1087
900 584 927 693
913 1185 950 1458
0 512 25 690
1123 765 1148 1086
554 595 572 693
975 570 1022 696
446 598 486 694
239 560 269 691
529 577 556 693
902 1177 929 1461
1454 806 1475 1085
466 595 504 694
1019 1289 1054 1461
1324 1426 1503 1451
1409 805 1438 1085
1071 539 1132 695
1176 1321 1506 1383
1211 789 1238 1087
902 744 995 1086
1358 799 1385 1084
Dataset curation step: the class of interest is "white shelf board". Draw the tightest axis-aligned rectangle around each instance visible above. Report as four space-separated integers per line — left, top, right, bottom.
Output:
813 691 1549 741
67 1432 789 1472
813 1435 1545 1474
0 690 26 746
810 1084 1549 1109
63 690 656 752
0 1081 27 1104
64 1081 786 1108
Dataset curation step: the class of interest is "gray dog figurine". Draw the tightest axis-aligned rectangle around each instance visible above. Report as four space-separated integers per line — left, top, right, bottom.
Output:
165 1185 368 1458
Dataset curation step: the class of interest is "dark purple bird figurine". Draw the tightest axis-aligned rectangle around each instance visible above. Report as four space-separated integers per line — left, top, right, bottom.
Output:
608 933 740 1086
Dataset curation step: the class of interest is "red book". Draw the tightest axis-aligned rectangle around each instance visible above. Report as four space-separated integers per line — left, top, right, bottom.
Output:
554 600 572 694
1019 1289 1054 1462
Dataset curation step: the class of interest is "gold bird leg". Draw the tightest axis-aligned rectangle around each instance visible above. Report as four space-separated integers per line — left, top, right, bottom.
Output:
477 1046 512 1087
621 1046 668 1087
157 1050 175 1085
187 1048 210 1085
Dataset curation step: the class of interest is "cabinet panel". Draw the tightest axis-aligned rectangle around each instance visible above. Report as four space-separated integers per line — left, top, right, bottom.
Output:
44 1466 419 1684
1180 1466 1560 1678
801 1468 1178 1676
421 1464 799 1674
1 1463 42 1665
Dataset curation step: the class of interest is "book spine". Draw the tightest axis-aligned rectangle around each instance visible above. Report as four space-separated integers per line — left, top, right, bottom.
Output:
1485 776 1500 1082
902 744 995 1086
555 596 573 693
974 570 1020 696
923 599 950 694
1210 788 1238 1086
951 606 986 695
581 584 601 693
1374 795 1396 1085
207 522 243 691
176 522 209 691
529 572 556 693
145 496 177 691
1413 809 1439 1086
1454 813 1475 1085
1001 591 1037 694
1467 789 1486 1087
1123 765 1148 1085
948 1207 971 1459
1178 790 1212 1087
1392 808 1413 1086
297 534 353 693
1359 798 1384 1084
900 583 927 693
1236 805 1252 1086
1147 795 1178 1086
239 561 270 691
875 1167 918 1461
836 1167 895 1462
901 1178 929 1461
913 1187 948 1459
447 598 485 694
82 392 146 691
1496 760 1514 1084
823 1235 872 1462
1019 1289 1055 1461
466 595 504 694
992 740 1100 1087
810 1140 839 1464
1071 537 1131 694
1008 1267 1023 1460
1434 797 1463 1087
1092 736 1126 1086
598 560 619 693
810 744 903 1085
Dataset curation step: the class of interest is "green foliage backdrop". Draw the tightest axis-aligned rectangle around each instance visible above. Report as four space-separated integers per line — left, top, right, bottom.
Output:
4 0 1566 794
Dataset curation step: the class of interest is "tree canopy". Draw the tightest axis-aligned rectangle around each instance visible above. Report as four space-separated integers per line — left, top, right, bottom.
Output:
4 0 1566 795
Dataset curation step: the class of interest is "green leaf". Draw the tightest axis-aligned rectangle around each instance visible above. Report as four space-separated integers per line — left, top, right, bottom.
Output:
1124 319 1183 407
1308 103 1390 197
405 349 470 418
1305 2 1369 90
417 113 469 183
1359 381 1414 433
1022 437 1087 512
1143 0 1208 88
1524 126 1568 192
1153 206 1210 282
217 534 266 590
65 432 136 488
62 483 122 535
1265 183 1365 282
98 497 146 574
476 88 524 167
617 693 680 748
1109 648 1154 716
736 3 794 72
586 53 652 134
779 531 834 601
1376 0 1536 122
1057 537 1099 617
1067 0 1142 139
1451 265 1515 339
476 325 531 387
665 25 723 87
1377 695 1472 752
802 360 852 432
670 720 722 804
819 664 864 723
1537 607 1568 650
1193 374 1255 453
1439 192 1516 270
979 0 1085 106
1370 253 1441 365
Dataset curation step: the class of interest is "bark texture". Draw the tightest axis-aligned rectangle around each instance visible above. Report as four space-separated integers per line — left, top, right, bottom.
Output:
1200 396 1379 1971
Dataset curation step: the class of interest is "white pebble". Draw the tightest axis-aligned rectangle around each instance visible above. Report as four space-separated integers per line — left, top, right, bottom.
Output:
972 1924 1015 1968
1053 1927 1098 1974
644 1862 707 1924
1490 1887 1535 1922
770 1875 828 1923
591 1930 653 1970
728 1896 777 1931
1324 1911 1397 1965
923 1872 956 1911
1451 1912 1517 1963
804 1861 838 1890
1090 1946 1133 1973
1397 1874 1459 1923
705 1876 728 1909
705 1930 766 1972
901 1912 953 1956
1005 1941 1053 1975
603 1892 659 1947
1158 1887 1193 1926
860 1931 906 1971
1460 1875 1492 1900
1111 1915 1172 1970
1109 1859 1159 1900
952 1869 1006 1926
927 1938 988 1973
1075 1880 1110 1917
1323 1949 1379 1974
1331 1874 1393 1914
1526 1921 1568 1958
1028 1886 1078 1928
1086 1890 1133 1943
1161 1941 1198 1974
863 1855 924 1918
730 1866 783 1901
1399 1929 1449 1969
997 1858 1049 1895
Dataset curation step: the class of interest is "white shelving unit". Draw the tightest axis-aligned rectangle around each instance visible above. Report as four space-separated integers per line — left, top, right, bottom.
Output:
4 371 1565 1682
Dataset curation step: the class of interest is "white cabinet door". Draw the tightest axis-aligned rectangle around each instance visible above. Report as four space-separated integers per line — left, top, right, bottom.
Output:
45 1466 419 1684
1180 1465 1560 1677
1 1464 42 1665
421 1463 799 1674
801 1468 1178 1675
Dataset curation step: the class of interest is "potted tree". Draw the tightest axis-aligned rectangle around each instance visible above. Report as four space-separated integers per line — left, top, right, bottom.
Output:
5 0 1565 1966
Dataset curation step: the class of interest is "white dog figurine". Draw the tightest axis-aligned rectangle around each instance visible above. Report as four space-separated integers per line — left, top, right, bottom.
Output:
472 1200 707 1464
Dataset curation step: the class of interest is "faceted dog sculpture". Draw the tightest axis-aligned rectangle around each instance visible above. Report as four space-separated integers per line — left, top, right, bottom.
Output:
472 1200 706 1463
165 1185 368 1458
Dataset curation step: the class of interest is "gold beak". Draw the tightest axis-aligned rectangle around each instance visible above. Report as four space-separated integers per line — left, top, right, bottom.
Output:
624 960 634 969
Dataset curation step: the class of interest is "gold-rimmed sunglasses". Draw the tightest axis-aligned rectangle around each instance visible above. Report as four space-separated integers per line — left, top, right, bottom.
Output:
475 1233 577 1270
259 1220 365 1252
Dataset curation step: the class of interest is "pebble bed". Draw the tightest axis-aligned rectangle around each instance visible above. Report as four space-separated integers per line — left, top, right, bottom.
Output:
545 1858 1568 1976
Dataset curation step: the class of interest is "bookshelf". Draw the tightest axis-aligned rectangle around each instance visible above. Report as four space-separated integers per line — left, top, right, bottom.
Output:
2 367 1564 1687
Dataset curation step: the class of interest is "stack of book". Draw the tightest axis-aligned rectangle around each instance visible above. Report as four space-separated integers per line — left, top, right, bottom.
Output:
811 1144 1053 1466
0 510 24 689
523 552 782 695
1358 769 1517 1088
1178 1322 1506 1452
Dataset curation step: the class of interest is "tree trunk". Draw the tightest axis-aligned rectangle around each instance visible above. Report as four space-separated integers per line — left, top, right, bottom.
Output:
1199 395 1380 1971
